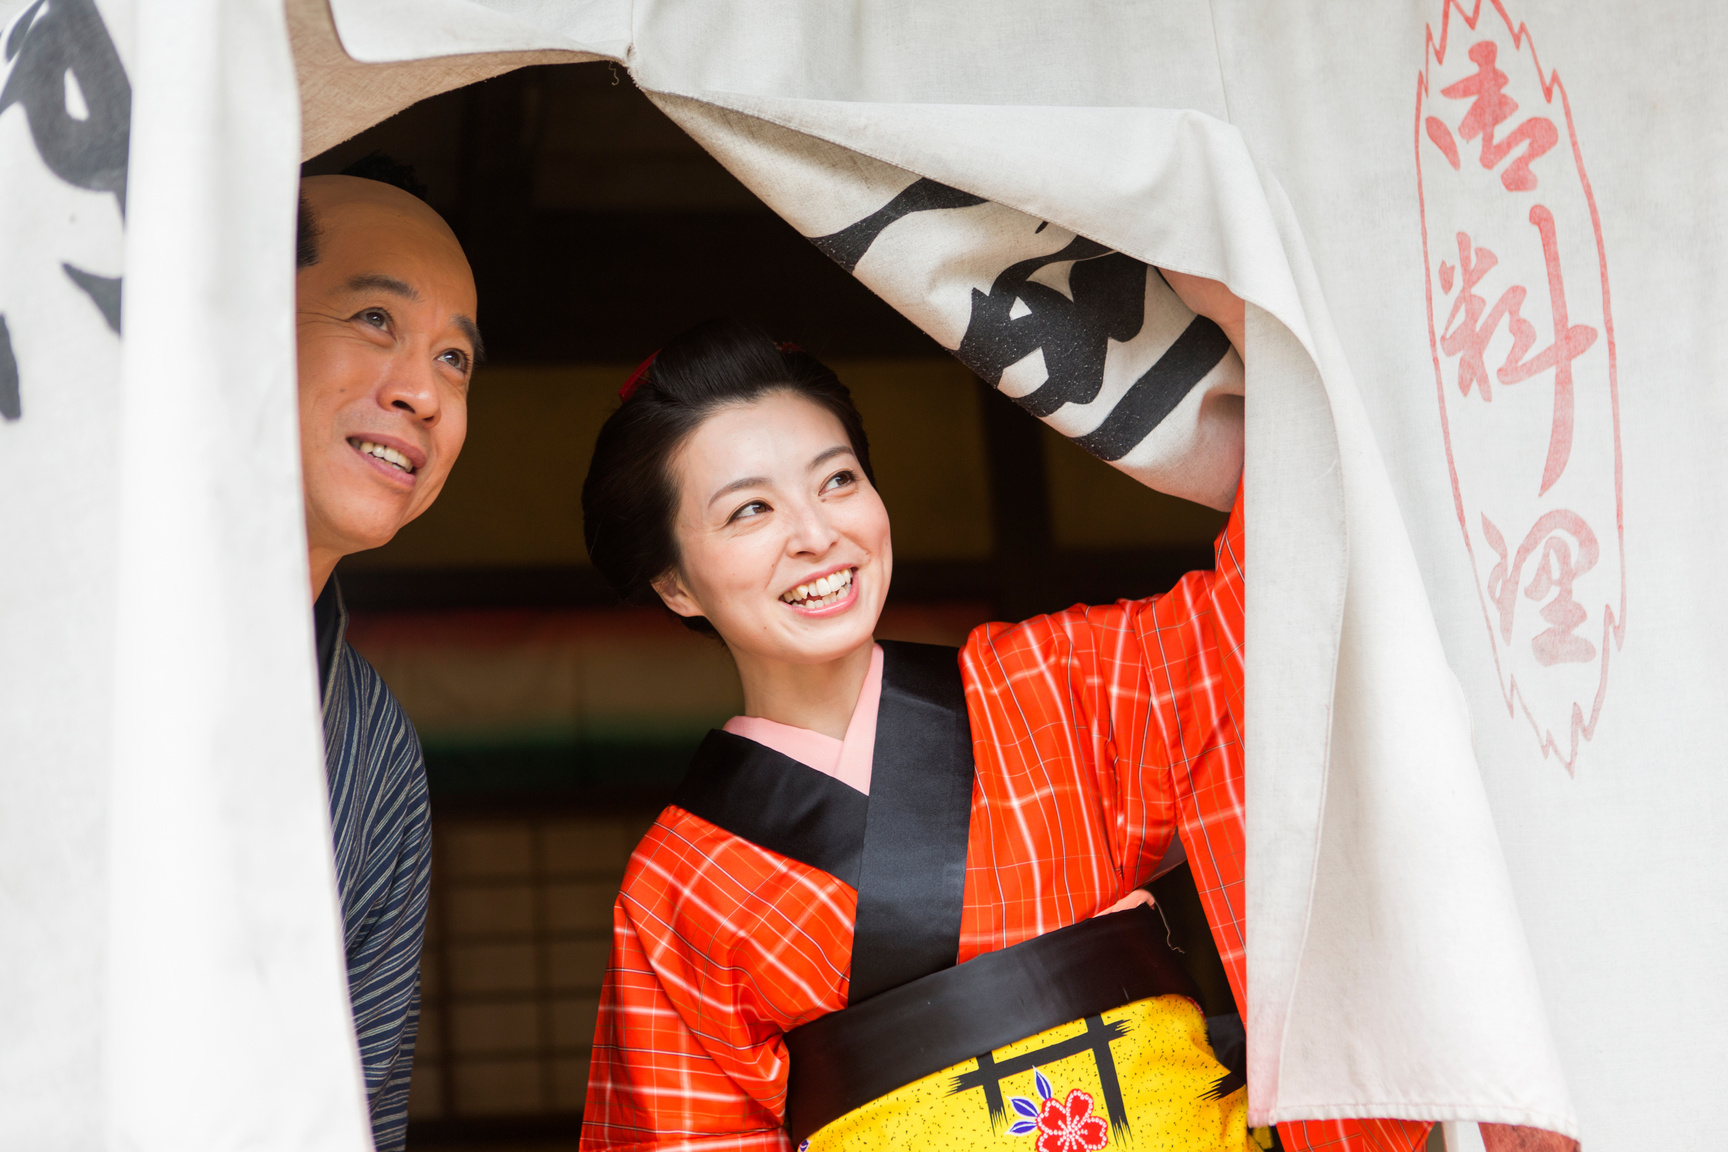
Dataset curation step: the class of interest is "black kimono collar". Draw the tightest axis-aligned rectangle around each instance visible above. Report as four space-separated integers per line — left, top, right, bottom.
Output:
312 574 348 706
671 640 977 1003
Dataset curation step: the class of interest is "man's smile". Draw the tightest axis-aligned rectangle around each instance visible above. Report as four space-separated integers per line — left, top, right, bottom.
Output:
346 434 424 479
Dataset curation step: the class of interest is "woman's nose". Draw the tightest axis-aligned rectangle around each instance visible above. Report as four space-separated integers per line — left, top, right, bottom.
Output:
785 498 840 555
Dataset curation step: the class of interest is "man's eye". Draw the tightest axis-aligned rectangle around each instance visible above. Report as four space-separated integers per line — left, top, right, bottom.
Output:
356 308 390 330
822 469 856 492
729 500 769 522
438 348 469 373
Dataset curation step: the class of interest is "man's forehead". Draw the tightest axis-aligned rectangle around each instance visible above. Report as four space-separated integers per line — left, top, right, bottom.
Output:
303 177 467 268
302 173 430 216
298 176 479 352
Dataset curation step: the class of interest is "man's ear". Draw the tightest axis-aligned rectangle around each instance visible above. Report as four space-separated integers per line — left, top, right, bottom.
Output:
651 569 705 620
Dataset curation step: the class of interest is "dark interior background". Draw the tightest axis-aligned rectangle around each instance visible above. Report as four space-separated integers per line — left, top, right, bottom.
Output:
304 62 1230 1151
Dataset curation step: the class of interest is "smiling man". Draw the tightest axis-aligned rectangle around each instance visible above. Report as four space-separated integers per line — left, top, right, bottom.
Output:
296 161 479 1151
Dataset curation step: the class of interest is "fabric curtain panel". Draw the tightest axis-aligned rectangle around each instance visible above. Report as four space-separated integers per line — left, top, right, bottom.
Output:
0 0 1716 1148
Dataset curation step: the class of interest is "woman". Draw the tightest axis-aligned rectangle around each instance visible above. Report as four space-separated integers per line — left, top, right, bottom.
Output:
578 311 1249 1152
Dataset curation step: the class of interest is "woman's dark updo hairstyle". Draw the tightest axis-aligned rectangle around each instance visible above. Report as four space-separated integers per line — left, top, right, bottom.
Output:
582 318 875 634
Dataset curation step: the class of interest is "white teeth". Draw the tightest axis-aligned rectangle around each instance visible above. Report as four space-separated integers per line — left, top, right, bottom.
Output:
353 439 414 473
783 569 854 607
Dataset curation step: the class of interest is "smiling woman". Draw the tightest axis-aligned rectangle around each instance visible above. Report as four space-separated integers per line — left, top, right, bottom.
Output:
576 318 1255 1152
583 321 886 739
652 392 886 738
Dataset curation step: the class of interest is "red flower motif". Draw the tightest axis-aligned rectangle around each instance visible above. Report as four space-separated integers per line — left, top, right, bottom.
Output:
1034 1088 1109 1152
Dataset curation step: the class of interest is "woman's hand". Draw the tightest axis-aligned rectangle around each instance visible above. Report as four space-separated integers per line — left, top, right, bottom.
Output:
1162 269 1246 361
1097 888 1155 916
1480 1126 1579 1152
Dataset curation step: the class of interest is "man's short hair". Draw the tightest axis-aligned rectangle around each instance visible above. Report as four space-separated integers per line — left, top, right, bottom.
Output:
296 195 323 269
296 151 431 271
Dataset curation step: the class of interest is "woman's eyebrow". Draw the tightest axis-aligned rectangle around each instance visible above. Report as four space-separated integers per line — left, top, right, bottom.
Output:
808 445 853 469
705 447 854 507
708 475 770 509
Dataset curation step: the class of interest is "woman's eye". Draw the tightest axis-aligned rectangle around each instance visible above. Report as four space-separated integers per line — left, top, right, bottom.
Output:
822 469 856 493
729 500 769 522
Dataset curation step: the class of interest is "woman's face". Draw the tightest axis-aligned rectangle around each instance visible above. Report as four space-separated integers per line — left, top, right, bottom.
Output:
656 392 891 667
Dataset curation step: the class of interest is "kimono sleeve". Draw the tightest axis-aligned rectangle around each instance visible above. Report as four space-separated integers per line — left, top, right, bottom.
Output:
959 579 1202 939
1130 486 1246 995
580 809 854 1152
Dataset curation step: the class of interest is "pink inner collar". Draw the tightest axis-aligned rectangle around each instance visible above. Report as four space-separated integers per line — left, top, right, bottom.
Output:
721 644 882 795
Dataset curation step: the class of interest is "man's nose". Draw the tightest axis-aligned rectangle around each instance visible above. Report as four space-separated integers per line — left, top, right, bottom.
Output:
377 347 441 424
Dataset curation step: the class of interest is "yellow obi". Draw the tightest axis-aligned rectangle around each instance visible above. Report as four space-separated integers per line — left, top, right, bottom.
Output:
801 995 1248 1152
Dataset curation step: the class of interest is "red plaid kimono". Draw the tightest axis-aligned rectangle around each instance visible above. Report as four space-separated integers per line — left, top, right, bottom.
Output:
581 489 1428 1152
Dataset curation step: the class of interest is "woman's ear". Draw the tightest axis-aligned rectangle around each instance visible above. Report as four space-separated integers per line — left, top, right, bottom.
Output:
651 570 705 620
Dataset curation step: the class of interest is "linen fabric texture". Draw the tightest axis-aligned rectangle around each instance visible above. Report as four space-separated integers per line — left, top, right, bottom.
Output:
1 1 373 1148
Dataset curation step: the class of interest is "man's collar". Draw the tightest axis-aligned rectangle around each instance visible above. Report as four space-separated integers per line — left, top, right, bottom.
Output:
312 573 348 705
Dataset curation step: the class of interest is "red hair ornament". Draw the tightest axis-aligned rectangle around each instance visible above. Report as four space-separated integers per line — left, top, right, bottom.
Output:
617 350 659 402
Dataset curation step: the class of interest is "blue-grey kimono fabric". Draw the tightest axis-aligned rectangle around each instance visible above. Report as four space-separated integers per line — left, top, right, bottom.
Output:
316 578 432 1152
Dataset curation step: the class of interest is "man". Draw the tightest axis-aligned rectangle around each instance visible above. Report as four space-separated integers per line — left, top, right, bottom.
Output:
296 159 480 1151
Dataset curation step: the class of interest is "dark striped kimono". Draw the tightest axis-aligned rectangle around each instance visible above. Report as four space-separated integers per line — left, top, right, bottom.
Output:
315 577 433 1152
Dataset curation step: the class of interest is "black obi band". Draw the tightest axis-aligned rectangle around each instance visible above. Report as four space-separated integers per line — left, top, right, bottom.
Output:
783 904 1202 1145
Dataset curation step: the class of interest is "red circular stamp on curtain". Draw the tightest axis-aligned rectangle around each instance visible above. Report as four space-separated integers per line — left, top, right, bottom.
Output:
1418 0 1624 773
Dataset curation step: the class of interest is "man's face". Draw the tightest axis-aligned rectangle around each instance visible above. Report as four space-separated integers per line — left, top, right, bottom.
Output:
296 176 478 564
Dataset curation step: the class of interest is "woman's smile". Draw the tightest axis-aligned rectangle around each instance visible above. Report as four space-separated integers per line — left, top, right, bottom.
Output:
779 565 858 616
